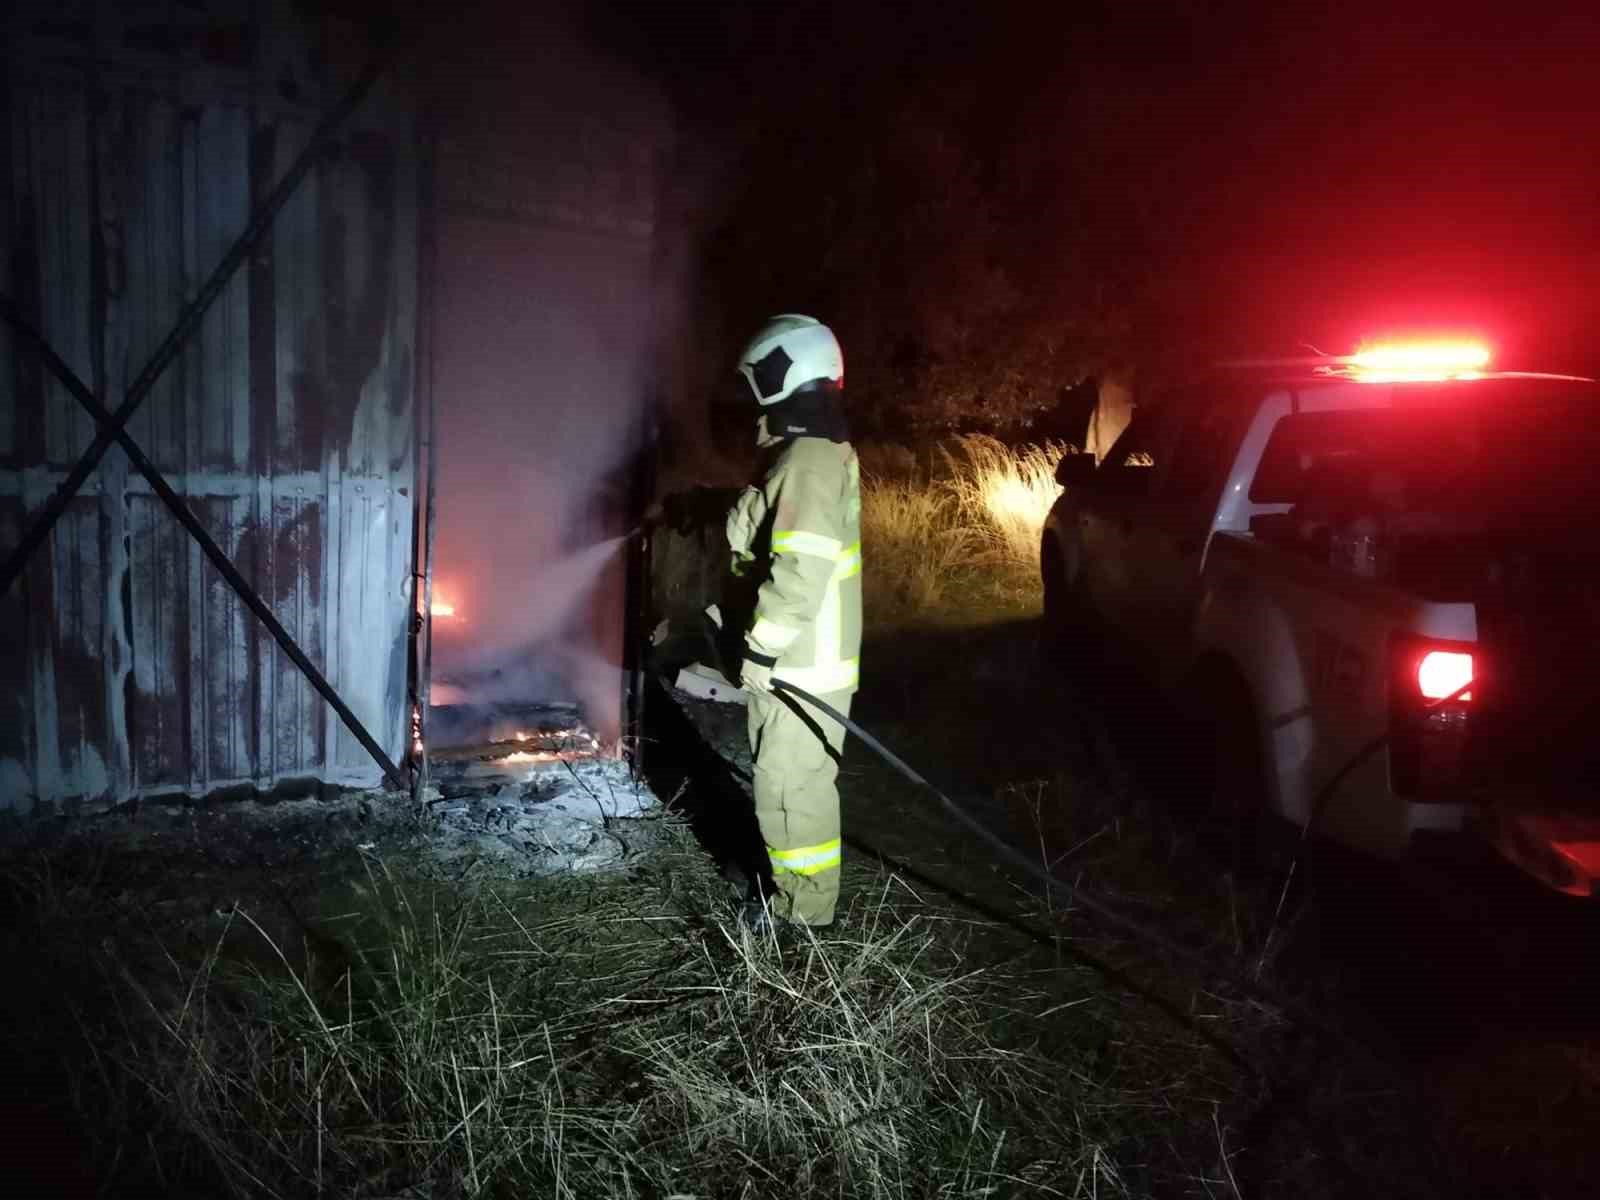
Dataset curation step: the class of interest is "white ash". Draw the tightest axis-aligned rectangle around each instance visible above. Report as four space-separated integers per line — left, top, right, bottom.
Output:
424 756 657 878
0 754 659 887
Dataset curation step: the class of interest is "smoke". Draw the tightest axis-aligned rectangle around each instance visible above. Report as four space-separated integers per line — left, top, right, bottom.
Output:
425 4 678 743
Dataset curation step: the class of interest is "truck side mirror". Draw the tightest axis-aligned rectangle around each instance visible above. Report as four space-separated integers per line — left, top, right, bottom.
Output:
1054 453 1098 488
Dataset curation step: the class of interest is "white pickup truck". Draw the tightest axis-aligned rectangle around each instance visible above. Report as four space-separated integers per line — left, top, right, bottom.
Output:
1040 347 1600 896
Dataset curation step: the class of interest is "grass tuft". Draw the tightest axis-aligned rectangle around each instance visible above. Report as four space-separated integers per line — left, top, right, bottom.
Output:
858 471 981 621
861 435 1069 625
33 835 1126 1198
943 436 1070 577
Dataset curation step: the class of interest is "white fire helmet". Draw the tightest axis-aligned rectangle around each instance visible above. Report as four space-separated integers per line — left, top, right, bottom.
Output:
736 314 843 407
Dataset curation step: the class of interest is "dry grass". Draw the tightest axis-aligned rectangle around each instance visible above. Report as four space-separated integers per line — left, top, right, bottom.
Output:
31 830 1128 1199
943 436 1070 576
858 472 980 620
860 435 1069 625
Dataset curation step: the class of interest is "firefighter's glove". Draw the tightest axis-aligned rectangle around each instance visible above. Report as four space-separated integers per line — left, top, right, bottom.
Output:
740 650 777 695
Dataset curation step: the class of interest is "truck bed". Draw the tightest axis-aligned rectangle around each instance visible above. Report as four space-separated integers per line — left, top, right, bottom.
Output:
1210 527 1600 893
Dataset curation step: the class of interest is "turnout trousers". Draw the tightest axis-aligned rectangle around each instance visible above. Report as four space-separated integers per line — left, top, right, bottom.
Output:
747 687 853 925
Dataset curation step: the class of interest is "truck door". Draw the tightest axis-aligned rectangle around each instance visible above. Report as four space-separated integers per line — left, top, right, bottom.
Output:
1075 410 1171 645
1127 394 1243 677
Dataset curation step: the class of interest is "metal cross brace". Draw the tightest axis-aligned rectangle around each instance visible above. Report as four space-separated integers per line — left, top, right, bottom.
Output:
0 40 407 792
0 44 389 601
0 298 408 791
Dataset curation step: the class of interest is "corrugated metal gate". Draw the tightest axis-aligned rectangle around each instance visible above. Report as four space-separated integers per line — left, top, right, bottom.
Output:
0 1 418 811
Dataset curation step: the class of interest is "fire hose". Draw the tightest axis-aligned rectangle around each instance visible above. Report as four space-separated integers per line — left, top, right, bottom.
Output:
765 676 1362 1055
662 659 1407 1186
639 514 1383 1056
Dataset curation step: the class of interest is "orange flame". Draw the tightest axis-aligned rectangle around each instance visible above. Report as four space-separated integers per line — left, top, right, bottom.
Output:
501 750 564 764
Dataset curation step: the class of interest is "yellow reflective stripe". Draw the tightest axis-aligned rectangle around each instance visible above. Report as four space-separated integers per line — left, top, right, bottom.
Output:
750 616 801 650
833 541 862 581
814 578 841 670
769 838 842 876
772 529 843 559
774 657 859 693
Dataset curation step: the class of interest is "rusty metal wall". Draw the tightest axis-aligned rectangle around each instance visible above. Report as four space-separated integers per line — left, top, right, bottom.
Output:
0 1 418 811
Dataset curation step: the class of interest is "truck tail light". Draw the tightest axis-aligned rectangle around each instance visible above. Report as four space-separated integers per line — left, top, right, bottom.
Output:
1417 650 1473 702
1391 637 1478 799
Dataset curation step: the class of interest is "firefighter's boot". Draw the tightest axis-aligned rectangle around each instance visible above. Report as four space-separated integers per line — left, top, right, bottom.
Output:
747 688 851 926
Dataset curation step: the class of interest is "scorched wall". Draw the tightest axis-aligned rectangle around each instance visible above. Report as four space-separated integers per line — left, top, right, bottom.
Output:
0 1 419 811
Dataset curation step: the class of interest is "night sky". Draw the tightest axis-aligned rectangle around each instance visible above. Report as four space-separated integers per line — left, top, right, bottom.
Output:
604 0 1600 373
1098 3 1600 369
404 0 1600 421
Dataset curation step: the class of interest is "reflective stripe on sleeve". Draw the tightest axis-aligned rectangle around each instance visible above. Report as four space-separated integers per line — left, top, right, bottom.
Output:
774 656 859 694
772 529 844 560
750 616 801 650
769 838 842 876
833 541 862 580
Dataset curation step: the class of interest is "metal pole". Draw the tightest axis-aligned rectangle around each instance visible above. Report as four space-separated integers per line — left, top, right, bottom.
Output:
622 412 659 770
405 122 430 805
0 42 392 600
0 298 409 792
419 372 439 795
407 470 426 802
418 118 442 803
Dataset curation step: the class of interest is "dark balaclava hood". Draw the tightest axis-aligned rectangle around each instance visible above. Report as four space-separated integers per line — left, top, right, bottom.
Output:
762 378 850 444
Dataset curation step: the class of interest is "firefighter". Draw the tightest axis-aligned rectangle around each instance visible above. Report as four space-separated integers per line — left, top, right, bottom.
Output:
726 314 862 930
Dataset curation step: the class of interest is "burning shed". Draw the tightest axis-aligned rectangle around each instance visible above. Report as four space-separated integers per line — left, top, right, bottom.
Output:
410 5 667 777
0 1 420 811
0 1 663 814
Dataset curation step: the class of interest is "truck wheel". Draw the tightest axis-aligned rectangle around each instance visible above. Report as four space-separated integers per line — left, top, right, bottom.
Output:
1041 537 1087 663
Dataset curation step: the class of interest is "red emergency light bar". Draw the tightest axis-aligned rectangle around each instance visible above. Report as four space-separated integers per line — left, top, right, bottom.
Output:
1345 340 1491 383
1217 340 1495 382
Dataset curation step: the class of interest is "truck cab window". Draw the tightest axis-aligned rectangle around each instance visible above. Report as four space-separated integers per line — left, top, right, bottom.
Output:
1248 389 1600 584
1161 401 1234 500
1094 411 1160 495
